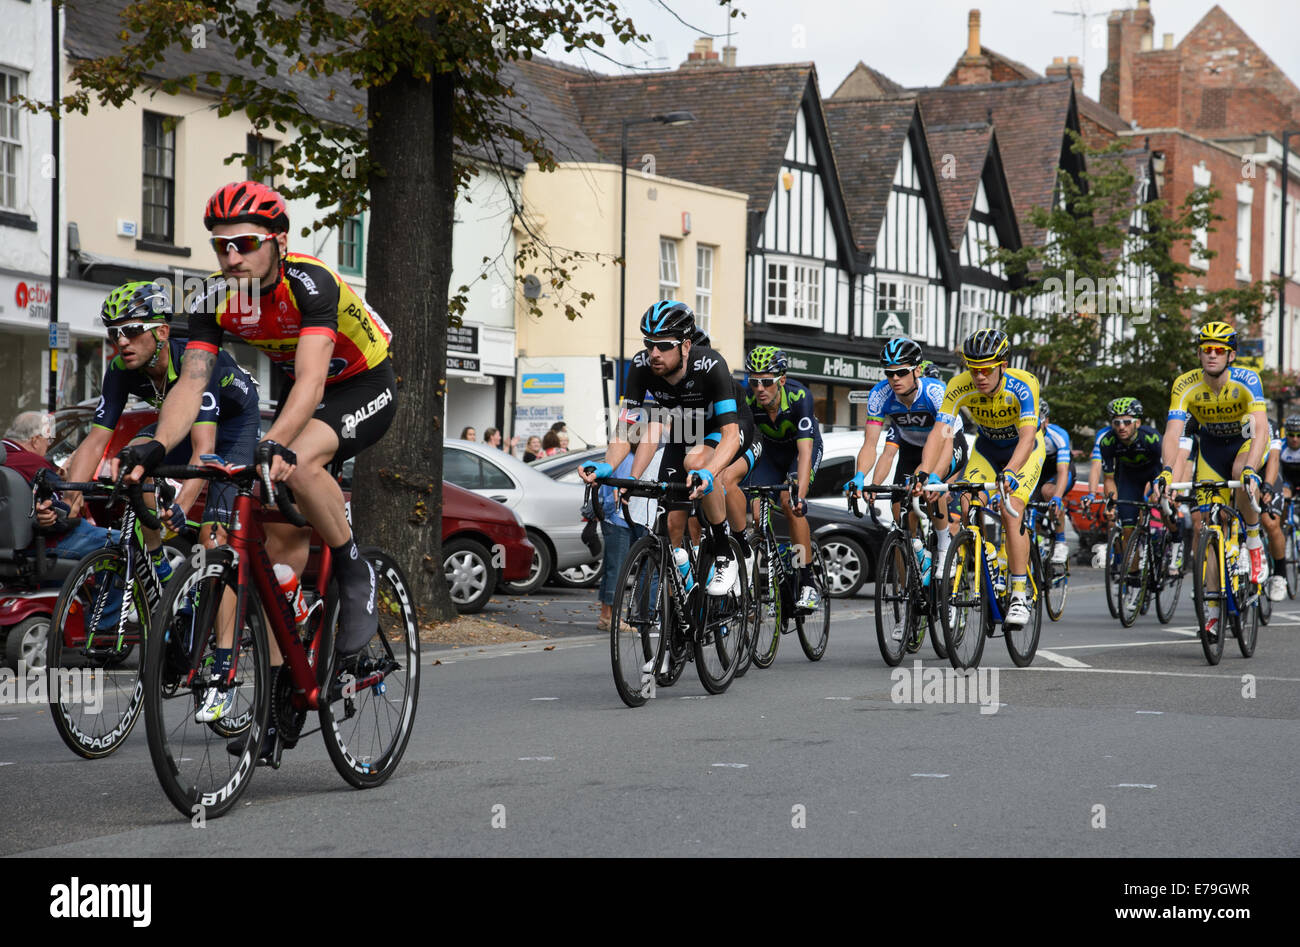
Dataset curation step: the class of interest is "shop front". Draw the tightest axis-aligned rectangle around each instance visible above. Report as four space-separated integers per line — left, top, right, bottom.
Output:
444 322 517 444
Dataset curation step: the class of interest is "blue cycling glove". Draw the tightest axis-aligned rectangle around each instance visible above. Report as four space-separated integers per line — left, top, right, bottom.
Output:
586 462 614 480
844 471 866 493
692 469 715 496
927 472 943 486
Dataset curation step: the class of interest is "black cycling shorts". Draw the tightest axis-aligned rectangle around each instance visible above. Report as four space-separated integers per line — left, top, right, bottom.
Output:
662 415 756 485
892 437 967 486
275 358 397 463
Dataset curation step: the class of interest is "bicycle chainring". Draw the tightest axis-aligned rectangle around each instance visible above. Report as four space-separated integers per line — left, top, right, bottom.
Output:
270 665 307 749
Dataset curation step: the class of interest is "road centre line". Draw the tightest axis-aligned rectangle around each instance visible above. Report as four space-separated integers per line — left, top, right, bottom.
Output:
1013 666 1300 682
1036 649 1090 668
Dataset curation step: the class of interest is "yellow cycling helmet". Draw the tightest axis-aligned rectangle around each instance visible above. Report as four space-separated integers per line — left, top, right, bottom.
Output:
1197 321 1237 351
962 327 1010 366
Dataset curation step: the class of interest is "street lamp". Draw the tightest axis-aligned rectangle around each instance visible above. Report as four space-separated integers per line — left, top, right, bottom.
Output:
1280 129 1298 375
617 111 696 400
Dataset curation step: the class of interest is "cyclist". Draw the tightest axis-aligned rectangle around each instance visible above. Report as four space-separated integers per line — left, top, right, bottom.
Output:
582 301 741 595
844 337 965 574
1257 419 1289 601
733 345 822 611
1153 322 1268 636
1033 400 1074 565
115 181 396 754
917 327 1045 629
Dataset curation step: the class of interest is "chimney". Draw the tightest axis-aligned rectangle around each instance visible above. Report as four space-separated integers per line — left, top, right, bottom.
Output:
1140 33 1152 51
681 36 721 69
1046 55 1084 94
722 44 737 67
967 9 981 58
1163 33 1174 50
954 9 992 85
1100 0 1157 120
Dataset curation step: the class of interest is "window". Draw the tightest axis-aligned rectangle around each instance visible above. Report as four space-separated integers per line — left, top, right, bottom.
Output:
658 238 679 301
1191 163 1211 271
958 286 993 341
442 448 516 491
807 457 855 499
0 69 23 211
877 277 927 338
142 112 177 242
246 134 277 184
338 215 364 275
695 245 713 337
478 457 515 491
1236 199 1252 279
765 257 822 326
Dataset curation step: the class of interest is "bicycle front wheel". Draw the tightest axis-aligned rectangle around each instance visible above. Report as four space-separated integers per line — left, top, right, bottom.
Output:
694 537 749 694
874 532 914 667
319 549 421 788
1287 521 1300 599
1005 547 1043 667
610 536 668 707
48 547 148 759
1238 583 1260 658
750 545 782 669
941 530 986 670
796 540 830 661
1117 528 1149 628
143 546 271 820
1192 528 1225 665
1044 549 1069 622
1103 527 1124 619
1155 532 1184 624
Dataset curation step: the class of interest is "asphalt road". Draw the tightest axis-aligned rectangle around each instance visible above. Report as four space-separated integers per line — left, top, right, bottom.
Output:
2 576 1298 857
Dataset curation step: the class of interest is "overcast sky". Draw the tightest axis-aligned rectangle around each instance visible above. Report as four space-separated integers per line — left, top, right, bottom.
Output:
541 0 1300 108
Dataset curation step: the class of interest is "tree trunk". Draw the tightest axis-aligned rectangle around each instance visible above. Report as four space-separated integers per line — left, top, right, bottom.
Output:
353 14 457 622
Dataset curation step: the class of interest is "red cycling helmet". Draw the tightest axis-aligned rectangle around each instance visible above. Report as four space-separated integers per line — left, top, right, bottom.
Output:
203 181 289 232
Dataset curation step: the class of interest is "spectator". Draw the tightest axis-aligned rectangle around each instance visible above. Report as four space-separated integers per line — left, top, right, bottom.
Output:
484 427 518 454
522 436 543 463
557 432 570 453
596 447 645 633
460 426 477 441
540 430 562 457
549 421 566 435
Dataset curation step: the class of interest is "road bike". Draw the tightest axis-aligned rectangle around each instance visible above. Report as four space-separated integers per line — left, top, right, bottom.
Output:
1027 499 1070 622
133 458 420 819
593 473 749 707
1116 498 1187 627
745 479 830 669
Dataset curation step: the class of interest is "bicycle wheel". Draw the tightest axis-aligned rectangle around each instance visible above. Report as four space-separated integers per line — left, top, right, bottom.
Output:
1287 521 1300 599
941 530 986 670
1103 527 1124 619
1117 528 1149 628
1258 574 1272 626
930 538 950 660
47 547 148 759
610 536 668 707
694 537 748 694
750 544 782 669
796 540 830 661
143 546 271 820
319 549 421 789
1191 528 1225 665
1238 580 1260 658
1155 529 1184 624
1006 546 1043 668
733 547 756 679
1044 547 1069 622
874 532 914 667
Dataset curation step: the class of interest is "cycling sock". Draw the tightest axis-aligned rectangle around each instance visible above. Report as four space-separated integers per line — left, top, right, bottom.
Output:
799 566 811 586
1273 557 1286 574
1246 523 1261 541
734 532 752 557
1010 574 1027 595
331 537 377 656
1055 531 1066 542
708 519 729 545
213 648 233 681
936 529 952 563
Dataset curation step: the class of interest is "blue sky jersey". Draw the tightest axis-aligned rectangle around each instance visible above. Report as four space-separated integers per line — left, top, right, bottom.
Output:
864 375 963 447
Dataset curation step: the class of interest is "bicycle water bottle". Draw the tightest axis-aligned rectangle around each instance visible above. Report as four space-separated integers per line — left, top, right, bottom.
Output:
673 548 696 593
274 563 309 625
912 538 932 586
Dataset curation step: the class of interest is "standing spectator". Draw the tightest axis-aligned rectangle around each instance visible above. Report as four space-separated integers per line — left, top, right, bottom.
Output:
522 436 543 463
596 450 640 632
483 427 519 454
557 432 570 454
540 430 562 457
549 421 566 436
460 426 477 441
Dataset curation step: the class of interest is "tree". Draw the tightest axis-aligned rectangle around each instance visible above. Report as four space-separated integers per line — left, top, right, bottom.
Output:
986 132 1278 435
34 0 732 618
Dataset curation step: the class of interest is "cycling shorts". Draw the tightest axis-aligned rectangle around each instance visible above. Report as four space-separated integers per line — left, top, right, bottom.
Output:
661 413 754 487
1194 434 1248 506
135 410 258 526
745 439 822 492
963 432 1046 506
275 358 396 463
892 436 967 486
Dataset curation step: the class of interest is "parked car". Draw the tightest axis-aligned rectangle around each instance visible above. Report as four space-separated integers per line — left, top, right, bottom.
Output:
444 439 596 594
440 481 534 612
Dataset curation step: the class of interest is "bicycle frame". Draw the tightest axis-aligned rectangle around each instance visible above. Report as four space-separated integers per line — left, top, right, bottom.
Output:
1170 478 1258 621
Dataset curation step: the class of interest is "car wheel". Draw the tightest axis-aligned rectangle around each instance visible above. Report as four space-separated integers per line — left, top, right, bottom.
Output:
500 531 554 596
553 560 603 588
818 534 867 598
443 538 497 613
4 615 51 671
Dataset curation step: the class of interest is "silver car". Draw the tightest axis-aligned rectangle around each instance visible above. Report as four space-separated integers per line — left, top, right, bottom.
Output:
443 439 596 594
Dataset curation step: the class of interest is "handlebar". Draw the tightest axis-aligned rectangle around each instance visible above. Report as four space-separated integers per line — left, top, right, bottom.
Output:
30 471 167 528
132 462 307 528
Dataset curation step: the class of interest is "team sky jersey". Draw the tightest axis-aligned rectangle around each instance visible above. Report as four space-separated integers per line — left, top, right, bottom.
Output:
93 338 258 432
1041 422 1071 466
1278 440 1300 486
186 252 391 384
936 367 1040 445
623 344 738 444
865 375 963 447
1167 366 1266 440
746 377 822 449
1092 424 1162 475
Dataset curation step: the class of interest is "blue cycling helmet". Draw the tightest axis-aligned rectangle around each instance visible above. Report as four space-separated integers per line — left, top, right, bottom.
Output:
639 300 696 339
880 337 923 367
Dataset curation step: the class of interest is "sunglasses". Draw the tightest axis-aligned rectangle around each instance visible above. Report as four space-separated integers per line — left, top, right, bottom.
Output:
643 338 683 352
748 377 778 388
967 365 1000 377
1112 417 1138 426
210 233 274 255
107 322 153 343
1200 346 1230 356
884 367 914 379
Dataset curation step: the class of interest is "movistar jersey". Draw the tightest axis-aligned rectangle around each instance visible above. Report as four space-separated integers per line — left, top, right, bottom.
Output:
1167 366 1266 440
936 367 1040 445
623 345 738 444
186 252 391 384
747 377 822 449
864 375 962 447
1042 422 1071 466
93 338 258 432
1092 424 1162 475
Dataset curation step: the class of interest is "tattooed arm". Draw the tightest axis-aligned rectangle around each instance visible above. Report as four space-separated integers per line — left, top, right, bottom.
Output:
152 347 216 453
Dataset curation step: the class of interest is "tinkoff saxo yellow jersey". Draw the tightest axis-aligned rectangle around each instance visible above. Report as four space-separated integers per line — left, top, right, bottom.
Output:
1167 367 1266 440
936 367 1041 444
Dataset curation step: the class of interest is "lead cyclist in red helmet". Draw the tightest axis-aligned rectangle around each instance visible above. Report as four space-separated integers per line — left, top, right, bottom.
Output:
116 181 396 740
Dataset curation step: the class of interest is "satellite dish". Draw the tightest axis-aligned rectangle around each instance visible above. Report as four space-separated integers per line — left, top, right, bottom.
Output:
523 274 542 299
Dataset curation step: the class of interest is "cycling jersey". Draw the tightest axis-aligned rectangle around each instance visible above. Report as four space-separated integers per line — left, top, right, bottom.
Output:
865 376 962 447
747 378 823 450
705 379 759 472
623 345 738 445
1167 366 1266 440
186 252 391 384
93 338 258 433
936 367 1040 459
1278 441 1300 487
1041 422 1071 467
1092 425 1162 475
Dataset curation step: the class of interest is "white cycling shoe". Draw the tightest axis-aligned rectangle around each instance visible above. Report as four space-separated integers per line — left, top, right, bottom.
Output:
1267 575 1287 602
706 551 739 596
1004 593 1030 629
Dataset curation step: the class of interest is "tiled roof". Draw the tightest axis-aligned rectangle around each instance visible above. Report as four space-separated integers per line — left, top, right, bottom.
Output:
822 97 918 254
912 78 1076 248
829 62 904 100
921 121 993 249
493 57 604 170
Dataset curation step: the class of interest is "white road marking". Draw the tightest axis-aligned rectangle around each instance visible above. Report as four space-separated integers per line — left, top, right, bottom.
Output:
711 762 748 768
0 762 12 767
1036 649 1090 668
912 773 949 778
518 756 555 761
529 697 559 701
1048 639 1201 650
0 716 17 721
1135 711 1163 715
1111 783 1157 789
680 696 709 700
1019 666 1300 682
823 696 851 700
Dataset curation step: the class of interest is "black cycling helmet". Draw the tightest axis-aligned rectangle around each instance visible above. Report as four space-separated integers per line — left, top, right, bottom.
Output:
880 337 923 367
1107 396 1144 420
690 328 711 348
920 360 942 379
962 327 1010 365
639 300 696 339
1040 399 1050 419
1285 414 1300 436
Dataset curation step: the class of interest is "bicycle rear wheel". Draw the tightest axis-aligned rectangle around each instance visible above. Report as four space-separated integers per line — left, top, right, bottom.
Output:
1155 531 1184 624
1238 582 1260 658
1287 521 1300 599
1103 527 1124 619
750 545 782 669
143 547 270 820
1192 528 1225 665
610 536 668 707
1005 546 1043 667
319 549 421 788
1117 528 1149 628
941 531 986 670
1044 551 1069 622
796 540 830 661
874 532 914 667
694 537 748 694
